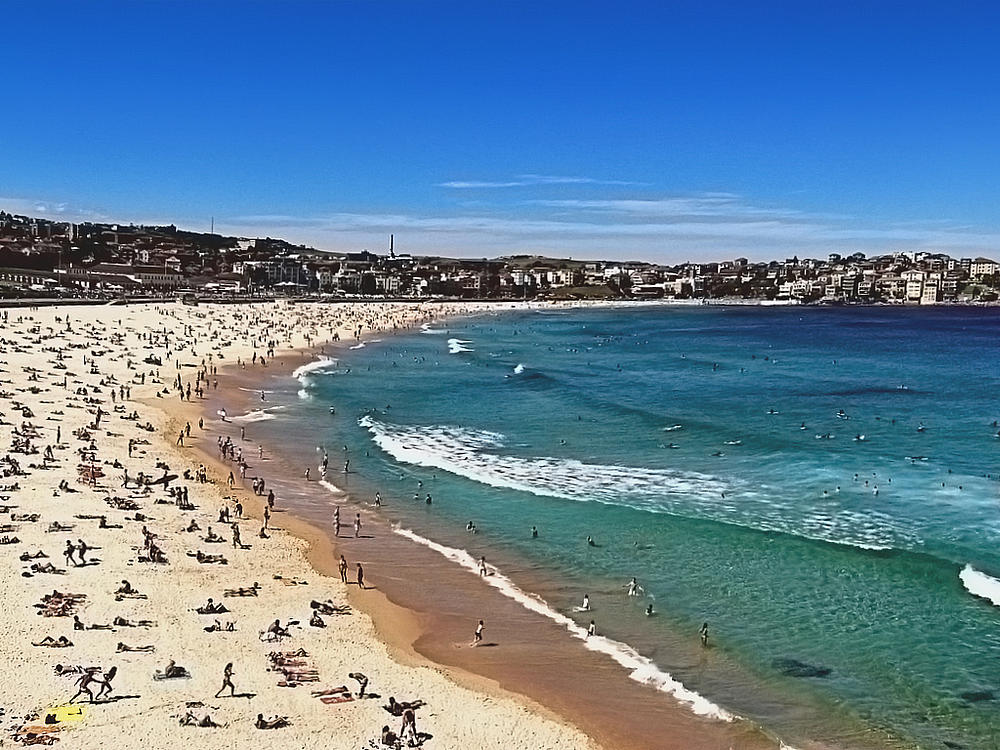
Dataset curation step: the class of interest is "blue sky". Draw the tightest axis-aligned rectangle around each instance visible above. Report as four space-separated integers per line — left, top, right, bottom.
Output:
2 0 999 262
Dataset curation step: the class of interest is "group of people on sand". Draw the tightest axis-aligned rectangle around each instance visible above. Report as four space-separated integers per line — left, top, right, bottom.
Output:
0 302 460 743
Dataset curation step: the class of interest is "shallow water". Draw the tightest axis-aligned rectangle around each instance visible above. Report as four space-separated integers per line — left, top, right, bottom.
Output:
267 305 1000 749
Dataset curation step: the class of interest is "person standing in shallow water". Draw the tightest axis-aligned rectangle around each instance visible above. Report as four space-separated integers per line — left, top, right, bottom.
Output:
699 622 709 647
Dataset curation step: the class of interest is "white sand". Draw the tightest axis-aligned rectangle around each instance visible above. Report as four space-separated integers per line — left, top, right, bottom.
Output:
0 300 596 749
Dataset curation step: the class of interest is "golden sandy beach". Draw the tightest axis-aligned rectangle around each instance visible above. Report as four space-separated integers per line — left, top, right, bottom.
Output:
0 300 598 749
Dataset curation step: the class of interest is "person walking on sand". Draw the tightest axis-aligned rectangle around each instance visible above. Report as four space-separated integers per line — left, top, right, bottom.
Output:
356 563 365 589
339 555 348 583
473 619 484 645
215 662 236 698
69 671 98 703
95 666 117 701
354 513 361 538
401 707 417 744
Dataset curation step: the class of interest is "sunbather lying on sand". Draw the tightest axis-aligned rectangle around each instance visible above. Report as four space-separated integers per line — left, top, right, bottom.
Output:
30 562 64 574
117 642 155 652
180 712 219 728
113 616 155 628
33 636 73 648
187 550 227 565
224 582 260 597
310 599 350 615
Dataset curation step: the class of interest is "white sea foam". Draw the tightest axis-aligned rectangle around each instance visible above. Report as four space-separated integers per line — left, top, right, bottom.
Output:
393 525 735 721
359 417 918 550
350 342 366 350
959 564 1000 606
420 323 447 335
447 338 474 354
291 357 337 381
318 479 344 497
513 363 525 374
231 409 276 423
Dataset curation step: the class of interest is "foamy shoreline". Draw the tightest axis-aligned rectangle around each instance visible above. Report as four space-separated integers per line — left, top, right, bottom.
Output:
199 304 800 750
0 300 598 749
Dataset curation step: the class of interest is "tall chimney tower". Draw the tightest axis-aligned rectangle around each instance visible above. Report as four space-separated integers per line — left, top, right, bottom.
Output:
389 234 395 257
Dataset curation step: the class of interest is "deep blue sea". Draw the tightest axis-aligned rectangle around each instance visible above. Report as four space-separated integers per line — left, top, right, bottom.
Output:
268 305 1000 749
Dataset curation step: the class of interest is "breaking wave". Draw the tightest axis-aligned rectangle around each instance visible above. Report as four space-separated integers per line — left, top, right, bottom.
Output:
447 338 474 354
359 417 919 551
960 565 1000 607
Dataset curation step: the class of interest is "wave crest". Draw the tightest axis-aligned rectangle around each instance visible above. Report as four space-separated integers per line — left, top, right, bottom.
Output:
359 417 917 551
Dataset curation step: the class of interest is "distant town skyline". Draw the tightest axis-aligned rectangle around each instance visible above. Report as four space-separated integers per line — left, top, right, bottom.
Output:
2 1 1000 262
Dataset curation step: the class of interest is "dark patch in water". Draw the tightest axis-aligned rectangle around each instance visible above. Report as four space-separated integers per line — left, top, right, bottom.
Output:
943 741 965 749
771 657 832 678
511 371 558 387
959 690 995 703
825 387 928 396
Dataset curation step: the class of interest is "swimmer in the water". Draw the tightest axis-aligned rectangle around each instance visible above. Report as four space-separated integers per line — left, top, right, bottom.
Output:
625 577 641 597
645 604 654 616
587 536 596 547
581 594 591 611
699 622 709 647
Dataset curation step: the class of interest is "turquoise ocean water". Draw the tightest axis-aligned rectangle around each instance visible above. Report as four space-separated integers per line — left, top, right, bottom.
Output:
265 305 1000 749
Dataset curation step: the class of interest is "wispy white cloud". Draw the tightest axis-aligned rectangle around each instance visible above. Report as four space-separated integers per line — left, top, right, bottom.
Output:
531 195 806 220
220 197 1000 262
438 174 643 189
7 192 999 263
0 197 109 223
437 181 527 189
